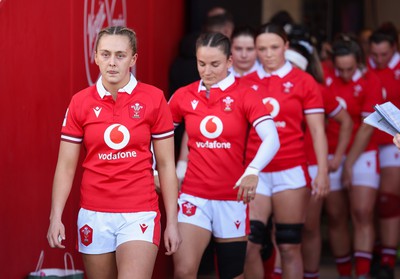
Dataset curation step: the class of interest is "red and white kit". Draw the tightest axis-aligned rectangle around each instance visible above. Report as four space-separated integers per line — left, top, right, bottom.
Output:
325 69 384 189
168 73 272 201
244 62 324 172
61 74 174 213
368 52 400 167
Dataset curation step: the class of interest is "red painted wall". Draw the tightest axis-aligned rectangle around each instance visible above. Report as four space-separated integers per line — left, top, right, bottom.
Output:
0 0 184 277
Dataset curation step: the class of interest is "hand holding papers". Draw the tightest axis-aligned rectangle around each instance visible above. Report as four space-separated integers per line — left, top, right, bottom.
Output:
364 101 400 136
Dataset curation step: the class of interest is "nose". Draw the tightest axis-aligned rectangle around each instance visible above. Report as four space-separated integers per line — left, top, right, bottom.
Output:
203 65 212 75
109 55 116 66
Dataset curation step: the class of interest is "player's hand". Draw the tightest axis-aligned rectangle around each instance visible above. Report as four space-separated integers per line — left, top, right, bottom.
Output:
47 219 66 249
311 172 330 199
234 167 259 203
164 222 181 256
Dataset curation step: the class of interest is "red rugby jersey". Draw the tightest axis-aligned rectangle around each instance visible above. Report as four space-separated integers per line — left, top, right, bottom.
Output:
168 73 272 200
243 62 324 171
368 52 400 145
325 69 384 154
61 75 174 212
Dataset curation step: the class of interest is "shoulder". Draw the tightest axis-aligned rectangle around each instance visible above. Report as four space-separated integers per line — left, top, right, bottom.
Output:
135 82 164 97
69 86 97 104
170 81 200 100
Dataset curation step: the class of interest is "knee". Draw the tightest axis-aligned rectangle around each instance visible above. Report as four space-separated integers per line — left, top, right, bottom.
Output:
215 241 247 279
173 264 197 279
351 207 374 224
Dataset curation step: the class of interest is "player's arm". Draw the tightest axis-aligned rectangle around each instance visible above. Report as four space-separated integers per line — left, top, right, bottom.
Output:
306 113 329 198
47 141 81 249
235 119 280 203
153 137 182 255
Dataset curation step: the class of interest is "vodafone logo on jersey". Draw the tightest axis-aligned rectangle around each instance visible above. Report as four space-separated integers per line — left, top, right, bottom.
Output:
263 98 286 128
100 124 137 161
200 116 223 139
84 0 127 85
197 116 231 149
104 124 130 150
263 97 280 118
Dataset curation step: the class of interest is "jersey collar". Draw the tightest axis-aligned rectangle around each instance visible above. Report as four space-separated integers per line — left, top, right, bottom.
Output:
96 74 138 99
197 71 235 92
368 52 400 70
229 60 261 77
334 68 363 82
256 61 293 79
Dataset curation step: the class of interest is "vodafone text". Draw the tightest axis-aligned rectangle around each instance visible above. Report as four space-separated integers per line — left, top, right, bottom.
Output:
196 141 231 149
98 150 137 160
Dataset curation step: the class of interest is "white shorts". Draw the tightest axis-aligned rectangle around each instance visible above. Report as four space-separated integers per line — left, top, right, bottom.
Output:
308 165 318 183
178 193 249 238
77 208 161 254
256 165 309 197
379 144 400 168
329 150 379 191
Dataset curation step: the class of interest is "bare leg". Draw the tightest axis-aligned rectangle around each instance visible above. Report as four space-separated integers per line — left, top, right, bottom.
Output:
173 223 212 279
273 188 310 279
244 194 272 279
116 240 158 279
302 195 323 274
82 252 118 279
324 190 351 258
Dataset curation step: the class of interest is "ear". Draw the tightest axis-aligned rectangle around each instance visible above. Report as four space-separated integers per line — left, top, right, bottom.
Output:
130 53 138 67
227 55 233 68
94 51 99 66
284 41 289 51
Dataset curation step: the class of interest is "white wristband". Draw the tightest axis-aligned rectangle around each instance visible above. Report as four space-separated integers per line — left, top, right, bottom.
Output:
235 166 259 187
153 169 158 176
176 160 188 180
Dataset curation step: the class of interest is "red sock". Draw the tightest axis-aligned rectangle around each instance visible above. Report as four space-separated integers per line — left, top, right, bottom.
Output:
270 267 282 279
354 251 372 276
335 255 352 276
264 248 276 279
303 270 319 279
381 247 397 268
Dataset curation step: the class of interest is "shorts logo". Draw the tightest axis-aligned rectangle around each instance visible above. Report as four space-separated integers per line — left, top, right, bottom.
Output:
140 224 148 233
234 220 241 229
104 124 130 150
80 224 93 246
181 202 196 217
84 0 127 85
199 116 223 139
129 102 145 119
262 97 280 118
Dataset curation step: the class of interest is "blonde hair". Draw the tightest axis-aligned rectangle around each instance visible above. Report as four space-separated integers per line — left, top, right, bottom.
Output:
95 26 137 54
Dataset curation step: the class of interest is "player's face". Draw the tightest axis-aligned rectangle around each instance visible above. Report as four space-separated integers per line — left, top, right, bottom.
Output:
196 46 232 89
334 54 358 83
231 35 257 73
95 34 137 89
256 33 288 73
370 41 396 69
